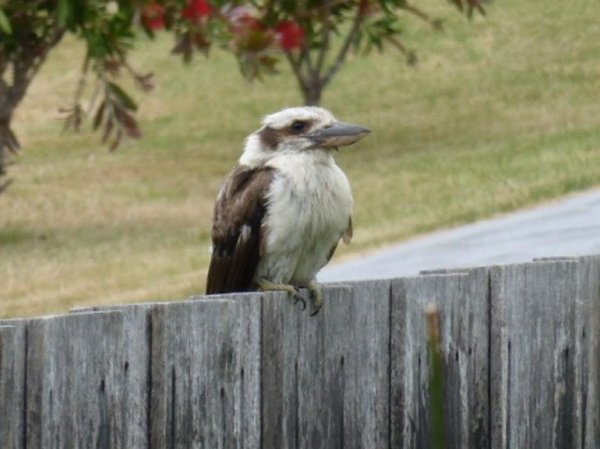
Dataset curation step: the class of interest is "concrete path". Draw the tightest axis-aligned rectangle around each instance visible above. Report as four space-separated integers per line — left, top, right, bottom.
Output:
319 188 600 282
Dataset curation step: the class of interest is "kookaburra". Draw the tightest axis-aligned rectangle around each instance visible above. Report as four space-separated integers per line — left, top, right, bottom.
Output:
206 106 370 315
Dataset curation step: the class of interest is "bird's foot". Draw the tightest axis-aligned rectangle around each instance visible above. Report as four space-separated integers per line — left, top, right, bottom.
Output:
256 279 306 311
307 281 323 317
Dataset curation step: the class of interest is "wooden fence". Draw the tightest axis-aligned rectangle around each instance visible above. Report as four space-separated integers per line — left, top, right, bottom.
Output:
0 256 598 449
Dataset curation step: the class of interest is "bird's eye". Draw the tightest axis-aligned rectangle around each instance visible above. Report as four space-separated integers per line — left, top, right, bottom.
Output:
290 120 306 133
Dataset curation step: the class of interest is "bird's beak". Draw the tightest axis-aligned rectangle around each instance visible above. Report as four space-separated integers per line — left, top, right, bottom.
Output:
308 121 371 148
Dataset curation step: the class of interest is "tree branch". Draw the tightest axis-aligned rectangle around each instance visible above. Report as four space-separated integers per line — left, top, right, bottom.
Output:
8 22 65 109
385 35 417 65
314 6 333 79
301 46 316 80
285 51 310 97
322 7 364 88
0 48 8 76
401 4 443 30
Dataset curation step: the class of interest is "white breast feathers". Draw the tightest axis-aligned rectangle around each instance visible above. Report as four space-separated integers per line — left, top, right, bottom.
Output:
256 151 353 285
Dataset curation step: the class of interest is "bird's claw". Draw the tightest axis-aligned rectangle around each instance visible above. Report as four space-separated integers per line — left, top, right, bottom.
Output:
289 288 307 311
256 279 306 311
256 279 321 315
309 303 322 317
307 281 323 317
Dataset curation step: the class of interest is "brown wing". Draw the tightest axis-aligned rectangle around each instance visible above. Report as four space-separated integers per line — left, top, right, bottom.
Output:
326 217 353 264
206 165 274 294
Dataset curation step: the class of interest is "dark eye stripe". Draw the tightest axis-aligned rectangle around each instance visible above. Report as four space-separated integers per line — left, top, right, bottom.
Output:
258 126 280 150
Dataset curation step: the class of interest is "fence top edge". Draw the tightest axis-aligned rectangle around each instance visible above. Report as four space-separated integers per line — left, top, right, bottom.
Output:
31 308 125 324
419 269 474 276
490 258 580 272
0 317 28 326
532 256 579 262
70 295 258 316
6 254 600 321
392 272 470 284
189 291 264 302
322 278 391 289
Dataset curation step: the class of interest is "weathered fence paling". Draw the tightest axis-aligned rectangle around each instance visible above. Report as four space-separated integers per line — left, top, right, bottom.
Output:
0 256 598 449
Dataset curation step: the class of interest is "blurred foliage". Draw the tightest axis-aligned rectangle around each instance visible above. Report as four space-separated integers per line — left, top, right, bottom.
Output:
0 0 483 191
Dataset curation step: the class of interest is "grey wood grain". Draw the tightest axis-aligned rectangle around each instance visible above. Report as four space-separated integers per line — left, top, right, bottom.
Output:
490 260 580 449
70 302 168 449
0 321 26 449
391 268 490 449
2 257 598 448
25 310 147 449
574 256 600 449
261 280 391 449
149 294 262 449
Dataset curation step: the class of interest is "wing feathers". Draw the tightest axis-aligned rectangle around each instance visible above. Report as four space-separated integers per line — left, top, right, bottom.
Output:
342 217 353 244
206 165 274 294
326 216 353 265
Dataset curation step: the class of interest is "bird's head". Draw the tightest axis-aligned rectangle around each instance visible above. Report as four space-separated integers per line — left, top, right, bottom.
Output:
240 106 370 167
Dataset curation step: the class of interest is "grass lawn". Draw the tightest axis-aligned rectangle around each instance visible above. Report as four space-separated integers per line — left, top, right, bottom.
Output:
2 0 600 317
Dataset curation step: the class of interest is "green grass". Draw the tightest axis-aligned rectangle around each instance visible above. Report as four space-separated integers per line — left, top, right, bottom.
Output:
2 0 600 317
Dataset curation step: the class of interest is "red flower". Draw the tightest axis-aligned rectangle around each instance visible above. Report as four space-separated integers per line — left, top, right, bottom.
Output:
141 3 166 30
275 21 305 51
182 0 212 22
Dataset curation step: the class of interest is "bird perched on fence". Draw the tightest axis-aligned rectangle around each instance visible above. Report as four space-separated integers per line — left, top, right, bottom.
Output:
206 106 370 315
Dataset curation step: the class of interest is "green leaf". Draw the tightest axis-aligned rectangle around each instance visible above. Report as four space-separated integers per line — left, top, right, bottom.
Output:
107 82 138 112
0 9 11 34
57 0 72 27
279 0 297 14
